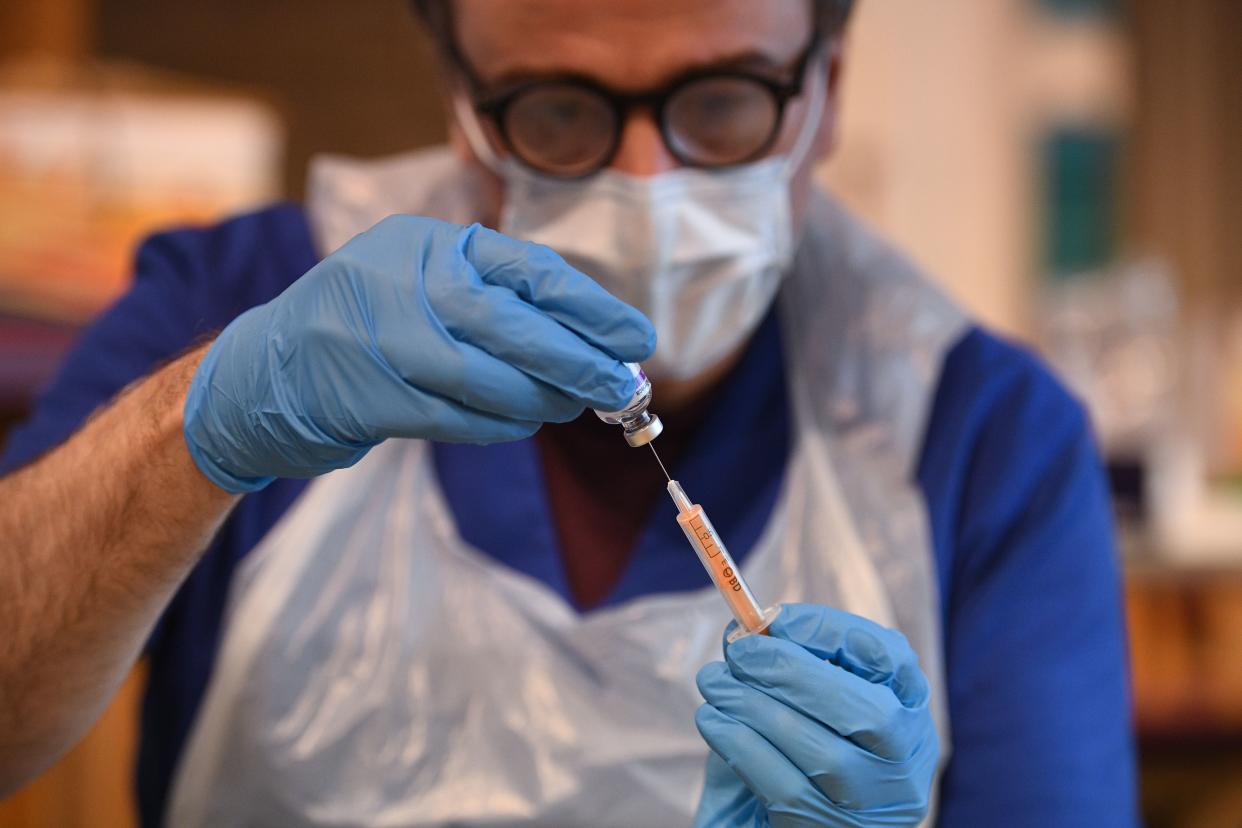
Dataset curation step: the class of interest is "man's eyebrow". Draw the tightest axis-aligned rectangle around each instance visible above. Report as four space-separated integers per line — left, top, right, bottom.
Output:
475 49 796 96
697 50 792 75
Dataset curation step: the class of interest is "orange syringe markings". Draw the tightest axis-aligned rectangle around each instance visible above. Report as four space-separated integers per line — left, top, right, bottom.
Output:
668 480 775 638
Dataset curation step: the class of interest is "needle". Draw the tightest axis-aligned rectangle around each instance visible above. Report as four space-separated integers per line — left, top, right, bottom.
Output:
649 443 671 481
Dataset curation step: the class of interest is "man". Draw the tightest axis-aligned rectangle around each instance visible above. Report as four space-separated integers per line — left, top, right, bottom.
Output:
0 0 1137 825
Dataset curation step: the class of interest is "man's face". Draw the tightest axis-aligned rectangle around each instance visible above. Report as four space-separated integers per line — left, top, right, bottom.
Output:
449 0 841 224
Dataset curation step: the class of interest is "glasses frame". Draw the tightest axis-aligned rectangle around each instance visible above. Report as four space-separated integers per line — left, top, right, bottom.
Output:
451 32 823 178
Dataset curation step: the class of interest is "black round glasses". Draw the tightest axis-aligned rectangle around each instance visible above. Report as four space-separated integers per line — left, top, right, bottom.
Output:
454 34 823 178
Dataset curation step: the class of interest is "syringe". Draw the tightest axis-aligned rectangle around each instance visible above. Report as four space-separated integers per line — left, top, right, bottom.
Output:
665 476 780 641
593 365 778 639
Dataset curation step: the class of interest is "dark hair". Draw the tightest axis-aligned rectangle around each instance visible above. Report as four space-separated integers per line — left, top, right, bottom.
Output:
411 0 856 57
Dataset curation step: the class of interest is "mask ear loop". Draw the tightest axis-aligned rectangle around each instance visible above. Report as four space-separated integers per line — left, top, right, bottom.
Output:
781 47 828 180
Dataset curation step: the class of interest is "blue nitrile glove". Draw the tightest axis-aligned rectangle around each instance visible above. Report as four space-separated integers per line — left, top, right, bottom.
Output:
183 216 655 492
694 603 940 828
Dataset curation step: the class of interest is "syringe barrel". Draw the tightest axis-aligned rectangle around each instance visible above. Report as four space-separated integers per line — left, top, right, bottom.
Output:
675 504 768 634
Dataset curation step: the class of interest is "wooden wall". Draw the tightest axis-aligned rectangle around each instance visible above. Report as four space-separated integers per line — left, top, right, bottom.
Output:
93 0 446 198
0 0 91 58
1127 0 1242 307
0 668 143 828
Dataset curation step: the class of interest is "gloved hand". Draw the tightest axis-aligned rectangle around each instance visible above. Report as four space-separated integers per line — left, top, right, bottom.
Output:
183 216 655 492
694 603 940 827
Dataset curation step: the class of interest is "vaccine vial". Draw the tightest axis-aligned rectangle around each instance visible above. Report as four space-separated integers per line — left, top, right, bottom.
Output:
594 363 664 447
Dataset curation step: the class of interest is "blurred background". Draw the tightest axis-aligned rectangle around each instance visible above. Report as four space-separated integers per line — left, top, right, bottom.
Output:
0 0 1239 825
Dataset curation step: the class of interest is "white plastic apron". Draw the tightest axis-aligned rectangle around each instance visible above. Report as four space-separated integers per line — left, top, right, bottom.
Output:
168 148 967 826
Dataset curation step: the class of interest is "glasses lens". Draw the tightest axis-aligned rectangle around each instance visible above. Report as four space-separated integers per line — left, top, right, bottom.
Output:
502 83 616 176
665 77 780 166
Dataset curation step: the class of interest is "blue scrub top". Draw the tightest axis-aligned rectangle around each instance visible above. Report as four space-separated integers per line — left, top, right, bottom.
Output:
0 204 1138 826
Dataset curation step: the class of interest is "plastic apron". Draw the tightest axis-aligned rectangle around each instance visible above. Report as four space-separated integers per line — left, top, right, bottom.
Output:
167 148 968 827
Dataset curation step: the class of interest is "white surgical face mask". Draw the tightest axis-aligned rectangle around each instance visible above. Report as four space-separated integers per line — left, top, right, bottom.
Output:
454 57 825 380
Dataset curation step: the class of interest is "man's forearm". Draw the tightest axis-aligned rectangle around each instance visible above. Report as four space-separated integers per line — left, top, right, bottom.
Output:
0 344 238 794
